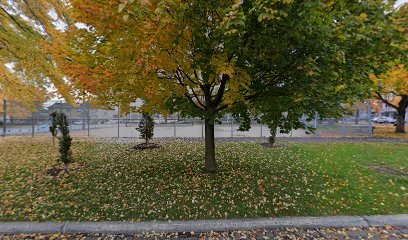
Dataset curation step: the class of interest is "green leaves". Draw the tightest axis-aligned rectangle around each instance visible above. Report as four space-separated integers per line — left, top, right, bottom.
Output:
49 112 73 166
137 113 155 143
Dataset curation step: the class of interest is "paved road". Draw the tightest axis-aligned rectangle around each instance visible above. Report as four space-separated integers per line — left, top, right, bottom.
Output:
1 226 408 239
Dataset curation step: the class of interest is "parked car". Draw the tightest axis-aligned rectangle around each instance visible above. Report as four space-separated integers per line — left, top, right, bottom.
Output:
373 116 396 124
73 121 83 125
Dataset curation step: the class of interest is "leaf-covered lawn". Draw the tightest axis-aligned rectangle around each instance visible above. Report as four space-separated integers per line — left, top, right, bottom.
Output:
0 137 407 221
373 124 408 139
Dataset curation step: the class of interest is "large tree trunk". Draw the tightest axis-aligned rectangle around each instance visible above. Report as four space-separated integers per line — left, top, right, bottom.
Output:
396 109 406 133
204 118 216 173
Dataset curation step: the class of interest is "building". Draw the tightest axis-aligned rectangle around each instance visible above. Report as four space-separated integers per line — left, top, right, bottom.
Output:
47 102 117 124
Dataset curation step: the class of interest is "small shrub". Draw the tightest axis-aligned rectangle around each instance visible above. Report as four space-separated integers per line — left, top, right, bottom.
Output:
49 112 58 146
268 125 278 146
49 112 73 170
137 113 155 143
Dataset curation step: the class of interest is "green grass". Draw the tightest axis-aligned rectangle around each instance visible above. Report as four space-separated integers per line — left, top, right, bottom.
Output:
0 137 407 221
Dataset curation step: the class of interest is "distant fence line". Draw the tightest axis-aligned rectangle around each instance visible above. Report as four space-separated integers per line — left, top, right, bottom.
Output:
0 99 384 138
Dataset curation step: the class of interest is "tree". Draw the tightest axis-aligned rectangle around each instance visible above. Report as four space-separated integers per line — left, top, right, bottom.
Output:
372 65 408 133
49 111 58 146
137 113 155 143
49 111 73 170
371 4 408 133
58 0 400 172
0 0 73 102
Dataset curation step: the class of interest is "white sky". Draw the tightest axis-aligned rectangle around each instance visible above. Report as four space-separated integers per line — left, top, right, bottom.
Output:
396 0 408 6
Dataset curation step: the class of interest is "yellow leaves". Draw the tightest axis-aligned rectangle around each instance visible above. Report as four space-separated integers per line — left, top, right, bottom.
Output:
118 3 127 13
254 0 292 22
210 53 235 77
306 70 315 76
0 64 46 102
0 0 71 101
224 29 239 35
223 67 253 106
358 13 368 20
335 84 347 93
372 64 408 98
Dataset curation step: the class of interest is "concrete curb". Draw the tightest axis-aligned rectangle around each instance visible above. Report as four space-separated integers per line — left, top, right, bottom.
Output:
1 215 407 235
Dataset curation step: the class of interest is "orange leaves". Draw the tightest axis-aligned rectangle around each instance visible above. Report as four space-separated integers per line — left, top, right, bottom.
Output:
0 0 73 101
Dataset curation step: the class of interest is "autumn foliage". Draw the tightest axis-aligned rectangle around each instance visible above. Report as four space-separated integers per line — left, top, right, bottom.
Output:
371 4 408 133
1 0 406 172
52 0 405 172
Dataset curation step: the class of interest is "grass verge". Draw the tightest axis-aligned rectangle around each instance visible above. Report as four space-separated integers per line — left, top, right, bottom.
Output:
0 137 407 221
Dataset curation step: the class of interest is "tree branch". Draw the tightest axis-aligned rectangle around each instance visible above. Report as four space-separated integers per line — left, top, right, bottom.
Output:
213 74 229 106
375 91 398 109
174 69 205 110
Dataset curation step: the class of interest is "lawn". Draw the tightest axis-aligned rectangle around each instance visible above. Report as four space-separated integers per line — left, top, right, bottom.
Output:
373 124 408 139
0 137 407 222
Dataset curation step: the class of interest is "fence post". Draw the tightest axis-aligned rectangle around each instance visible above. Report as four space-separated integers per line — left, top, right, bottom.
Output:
260 124 263 137
31 112 35 137
201 120 204 138
174 121 176 137
87 106 90 137
342 118 346 137
230 119 233 138
2 99 6 137
314 112 319 137
82 104 86 130
117 106 120 138
368 99 372 137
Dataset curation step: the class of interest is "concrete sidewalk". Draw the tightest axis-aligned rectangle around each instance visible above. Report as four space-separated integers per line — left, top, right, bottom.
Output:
1 214 407 235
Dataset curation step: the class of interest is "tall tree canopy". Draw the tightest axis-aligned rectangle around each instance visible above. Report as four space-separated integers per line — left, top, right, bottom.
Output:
55 0 401 172
371 3 408 133
0 0 72 102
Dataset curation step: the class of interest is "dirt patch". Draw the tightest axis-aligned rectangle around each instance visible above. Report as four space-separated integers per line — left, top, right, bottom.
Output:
45 163 84 177
367 164 408 178
132 142 160 150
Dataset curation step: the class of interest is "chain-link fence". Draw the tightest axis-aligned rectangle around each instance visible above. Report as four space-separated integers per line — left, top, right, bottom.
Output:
1 99 403 139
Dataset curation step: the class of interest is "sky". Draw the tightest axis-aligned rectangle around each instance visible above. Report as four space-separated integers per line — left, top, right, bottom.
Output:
396 0 408 6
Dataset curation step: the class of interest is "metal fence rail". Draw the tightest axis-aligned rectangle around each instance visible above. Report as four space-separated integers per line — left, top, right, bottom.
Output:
0 99 400 139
